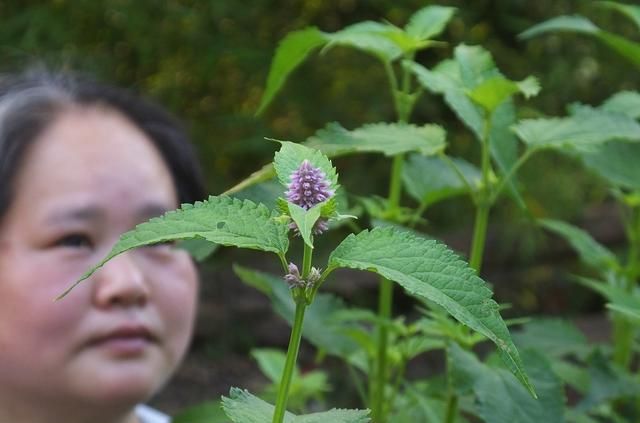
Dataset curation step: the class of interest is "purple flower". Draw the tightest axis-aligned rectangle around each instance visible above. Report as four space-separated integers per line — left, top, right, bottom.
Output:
285 160 334 235
284 262 303 288
286 160 334 210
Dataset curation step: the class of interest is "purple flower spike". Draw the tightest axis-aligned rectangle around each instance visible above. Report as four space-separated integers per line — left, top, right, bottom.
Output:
285 160 334 235
286 160 334 210
284 262 303 289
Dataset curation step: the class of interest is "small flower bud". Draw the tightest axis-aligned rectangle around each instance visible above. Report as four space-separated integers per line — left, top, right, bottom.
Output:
307 267 322 288
283 262 303 289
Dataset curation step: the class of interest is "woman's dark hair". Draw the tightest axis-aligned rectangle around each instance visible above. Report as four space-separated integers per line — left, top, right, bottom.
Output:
0 68 206 219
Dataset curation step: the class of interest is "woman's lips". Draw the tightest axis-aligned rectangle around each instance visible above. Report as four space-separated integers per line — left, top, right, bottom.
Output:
88 326 157 357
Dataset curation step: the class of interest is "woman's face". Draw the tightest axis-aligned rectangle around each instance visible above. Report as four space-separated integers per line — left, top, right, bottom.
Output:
0 106 198 415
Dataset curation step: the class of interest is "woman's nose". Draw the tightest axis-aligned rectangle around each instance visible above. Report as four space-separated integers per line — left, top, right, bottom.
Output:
92 252 149 308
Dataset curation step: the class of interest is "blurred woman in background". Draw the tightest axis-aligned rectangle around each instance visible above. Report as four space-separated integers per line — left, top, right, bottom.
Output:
0 69 205 423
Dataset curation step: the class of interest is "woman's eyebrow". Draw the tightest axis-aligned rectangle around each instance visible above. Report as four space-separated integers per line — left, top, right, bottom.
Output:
45 206 104 224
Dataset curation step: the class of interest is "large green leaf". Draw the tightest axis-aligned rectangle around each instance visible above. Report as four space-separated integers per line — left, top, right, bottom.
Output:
273 141 339 192
233 265 360 360
539 219 618 270
327 227 536 396
513 109 640 151
402 154 481 206
579 140 640 191
600 91 640 119
575 276 640 324
450 344 565 423
257 27 328 115
62 196 289 298
454 44 501 90
305 122 446 158
222 388 370 423
469 75 539 113
405 5 456 40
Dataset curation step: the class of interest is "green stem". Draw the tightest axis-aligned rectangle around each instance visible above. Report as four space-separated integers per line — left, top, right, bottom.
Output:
469 205 490 274
444 394 459 423
272 302 307 423
387 154 405 215
371 276 393 422
302 242 313 280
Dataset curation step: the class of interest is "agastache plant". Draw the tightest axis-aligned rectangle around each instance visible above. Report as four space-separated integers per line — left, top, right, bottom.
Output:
63 141 535 423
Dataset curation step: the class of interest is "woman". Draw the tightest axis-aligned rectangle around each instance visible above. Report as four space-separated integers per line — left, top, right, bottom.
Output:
0 69 206 423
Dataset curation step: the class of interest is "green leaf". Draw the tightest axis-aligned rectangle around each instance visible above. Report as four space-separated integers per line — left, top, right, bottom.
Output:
178 238 219 262
257 27 328 115
578 350 640 411
407 60 484 140
596 1 640 31
174 400 228 423
402 154 481 206
288 202 322 248
600 91 640 119
455 44 501 90
252 348 293 384
62 196 289 298
232 178 284 210
233 265 360 360
513 109 640 151
468 76 540 113
539 219 618 270
305 122 446 158
224 163 276 196
405 5 456 40
327 227 536 397
579 140 640 191
512 318 589 358
519 15 599 39
222 388 370 423
325 21 404 62
574 276 640 324
519 15 640 68
450 344 565 423
273 141 339 192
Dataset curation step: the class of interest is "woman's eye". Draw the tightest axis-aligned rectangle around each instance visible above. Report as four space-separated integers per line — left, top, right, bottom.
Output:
54 233 93 249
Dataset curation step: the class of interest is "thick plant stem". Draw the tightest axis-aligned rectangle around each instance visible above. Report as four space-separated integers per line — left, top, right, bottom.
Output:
444 394 459 423
371 276 393 422
272 301 307 423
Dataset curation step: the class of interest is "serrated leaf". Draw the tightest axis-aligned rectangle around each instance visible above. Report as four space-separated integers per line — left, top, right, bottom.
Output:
178 238 219 262
62 196 289 298
305 122 446 158
327 227 536 397
232 178 284 210
273 141 339 192
596 1 640 31
579 140 640 190
222 388 370 423
257 27 328 115
324 21 404 62
539 219 618 270
405 5 456 40
402 154 482 206
600 91 640 119
513 109 640 151
469 76 539 113
233 265 360 360
450 344 565 423
288 202 322 248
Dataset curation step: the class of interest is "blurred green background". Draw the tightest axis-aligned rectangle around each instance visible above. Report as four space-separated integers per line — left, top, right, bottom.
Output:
2 0 638 315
